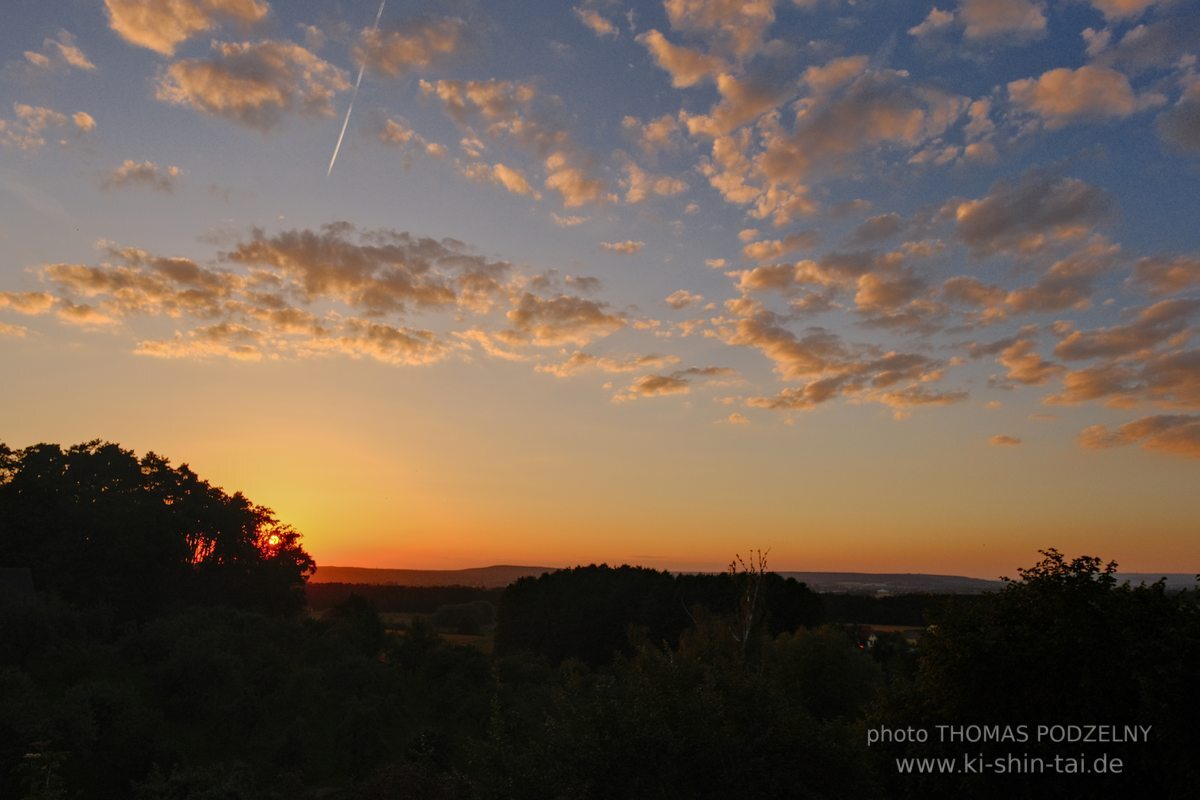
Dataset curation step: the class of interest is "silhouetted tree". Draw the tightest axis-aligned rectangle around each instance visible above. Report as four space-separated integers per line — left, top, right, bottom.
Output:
876 548 1200 799
0 441 314 619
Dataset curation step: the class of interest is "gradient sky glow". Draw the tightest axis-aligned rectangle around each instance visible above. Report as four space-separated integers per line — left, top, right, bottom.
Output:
2 0 1198 576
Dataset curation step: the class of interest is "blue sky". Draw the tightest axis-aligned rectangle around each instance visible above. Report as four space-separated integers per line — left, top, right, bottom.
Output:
1 0 1198 573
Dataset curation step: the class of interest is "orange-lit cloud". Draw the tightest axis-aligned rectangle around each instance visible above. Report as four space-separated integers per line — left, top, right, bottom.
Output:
1008 65 1157 129
0 103 95 152
574 7 618 38
23 30 95 71
663 0 776 59
1080 415 1200 457
960 0 1046 41
952 168 1113 256
102 160 182 192
157 40 349 129
104 0 269 56
537 351 681 377
1131 255 1200 296
600 240 645 255
499 292 626 347
353 17 464 78
637 30 725 88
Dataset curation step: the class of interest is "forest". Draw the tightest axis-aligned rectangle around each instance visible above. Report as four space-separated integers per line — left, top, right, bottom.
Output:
1 441 1198 799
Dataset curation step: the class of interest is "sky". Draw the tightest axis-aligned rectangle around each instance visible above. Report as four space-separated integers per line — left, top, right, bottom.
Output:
1 0 1198 577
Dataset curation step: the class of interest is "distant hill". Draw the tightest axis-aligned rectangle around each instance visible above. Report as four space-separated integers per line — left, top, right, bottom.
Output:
1118 573 1198 591
311 565 556 588
312 565 1198 593
778 572 1003 594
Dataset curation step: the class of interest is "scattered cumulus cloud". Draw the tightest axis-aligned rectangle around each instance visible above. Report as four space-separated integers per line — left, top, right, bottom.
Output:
102 160 182 192
156 40 350 130
104 0 269 56
600 240 645 255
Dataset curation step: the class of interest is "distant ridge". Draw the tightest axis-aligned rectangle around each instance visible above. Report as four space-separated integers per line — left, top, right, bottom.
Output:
312 565 1198 593
778 572 1002 594
312 565 556 588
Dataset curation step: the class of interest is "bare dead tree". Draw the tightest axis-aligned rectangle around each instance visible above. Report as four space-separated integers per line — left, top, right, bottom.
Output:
729 548 770 656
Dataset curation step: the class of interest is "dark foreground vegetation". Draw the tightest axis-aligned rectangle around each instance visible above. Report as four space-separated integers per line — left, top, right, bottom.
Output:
1 441 1198 799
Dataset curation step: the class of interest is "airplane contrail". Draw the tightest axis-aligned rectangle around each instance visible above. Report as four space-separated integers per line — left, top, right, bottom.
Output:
327 0 387 177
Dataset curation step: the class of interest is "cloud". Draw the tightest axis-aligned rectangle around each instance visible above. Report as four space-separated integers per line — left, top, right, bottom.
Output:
755 69 966 185
1089 0 1160 20
621 160 688 204
699 68 965 226
156 40 349 130
1157 74 1200 153
136 323 264 362
600 240 645 255
537 351 680 377
498 292 625 347
959 0 1046 41
102 160 182 192
23 30 95 71
909 7 956 37
0 291 56 315
424 84 612 207
575 7 618 38
665 290 704 309
55 302 119 327
662 0 776 59
846 213 904 246
636 30 725 88
1008 65 1156 130
684 73 793 137
104 0 269 56
29 224 631 367
1004 237 1120 313
0 103 96 152
1090 12 1200 74
1049 348 1200 409
544 151 611 208
459 160 539 197
353 17 464 78
1053 299 1199 360
613 366 737 402
1130 254 1200 295
803 56 870 95
420 78 573 158
551 213 588 227
740 232 821 263
0 322 29 338
222 223 510 314
725 411 750 424
990 434 1022 446
296 318 448 366
1080 414 1200 457
717 302 958 412
952 167 1113 257
376 116 446 162
623 113 684 155
996 337 1064 385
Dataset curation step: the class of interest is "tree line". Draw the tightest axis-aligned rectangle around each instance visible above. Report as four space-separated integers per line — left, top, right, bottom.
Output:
1 441 1197 799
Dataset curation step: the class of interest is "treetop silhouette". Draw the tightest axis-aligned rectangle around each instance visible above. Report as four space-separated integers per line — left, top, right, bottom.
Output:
0 440 314 618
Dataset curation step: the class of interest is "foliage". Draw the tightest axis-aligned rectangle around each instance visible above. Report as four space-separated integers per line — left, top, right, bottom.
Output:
0 441 314 619
4 448 1198 797
495 563 820 666
874 548 1200 799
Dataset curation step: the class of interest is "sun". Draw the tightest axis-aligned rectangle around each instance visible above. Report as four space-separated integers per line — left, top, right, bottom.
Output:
267 534 282 548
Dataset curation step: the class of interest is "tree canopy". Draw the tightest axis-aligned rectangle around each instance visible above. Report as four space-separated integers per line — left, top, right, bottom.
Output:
0 440 314 618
